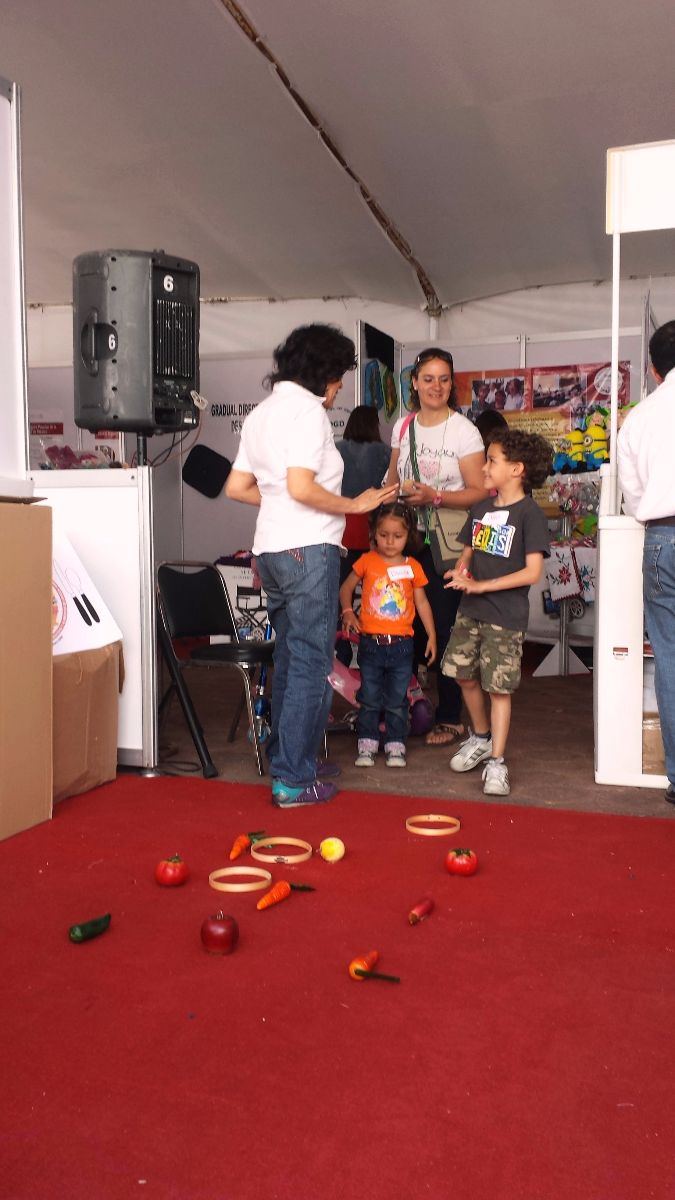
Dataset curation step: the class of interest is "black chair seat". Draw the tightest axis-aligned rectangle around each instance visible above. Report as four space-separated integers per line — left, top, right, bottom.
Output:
190 641 275 666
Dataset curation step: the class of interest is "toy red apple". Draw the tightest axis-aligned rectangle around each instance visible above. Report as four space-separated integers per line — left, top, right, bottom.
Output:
200 911 239 955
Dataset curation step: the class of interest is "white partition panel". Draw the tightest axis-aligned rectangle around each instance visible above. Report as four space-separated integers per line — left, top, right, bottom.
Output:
0 78 28 481
28 470 158 767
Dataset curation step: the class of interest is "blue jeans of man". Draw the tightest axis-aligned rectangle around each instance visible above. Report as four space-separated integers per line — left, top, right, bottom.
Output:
356 635 414 744
643 528 675 785
256 544 339 788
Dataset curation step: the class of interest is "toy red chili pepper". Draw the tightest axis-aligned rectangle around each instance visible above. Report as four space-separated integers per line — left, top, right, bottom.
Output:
408 896 435 925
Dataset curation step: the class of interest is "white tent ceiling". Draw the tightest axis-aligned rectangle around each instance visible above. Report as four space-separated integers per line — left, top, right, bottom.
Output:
4 0 675 311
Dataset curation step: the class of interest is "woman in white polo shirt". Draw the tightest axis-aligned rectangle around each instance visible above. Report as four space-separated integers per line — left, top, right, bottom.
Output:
226 324 397 808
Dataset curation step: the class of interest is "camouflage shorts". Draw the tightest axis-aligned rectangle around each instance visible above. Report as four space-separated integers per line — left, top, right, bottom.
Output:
441 612 524 694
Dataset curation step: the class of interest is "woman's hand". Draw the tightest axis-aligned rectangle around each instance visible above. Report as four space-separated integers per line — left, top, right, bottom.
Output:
402 482 435 508
350 483 399 514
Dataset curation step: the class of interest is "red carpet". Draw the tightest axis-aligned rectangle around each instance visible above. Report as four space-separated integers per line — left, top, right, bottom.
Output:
2 776 675 1200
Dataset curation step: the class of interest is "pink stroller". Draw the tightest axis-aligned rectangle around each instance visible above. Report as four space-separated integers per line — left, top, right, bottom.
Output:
327 632 434 736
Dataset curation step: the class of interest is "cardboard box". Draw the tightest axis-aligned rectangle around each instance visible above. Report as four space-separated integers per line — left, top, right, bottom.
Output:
53 641 123 803
0 502 53 841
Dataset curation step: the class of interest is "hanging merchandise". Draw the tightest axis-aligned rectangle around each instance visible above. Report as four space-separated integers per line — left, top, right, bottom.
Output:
545 544 583 602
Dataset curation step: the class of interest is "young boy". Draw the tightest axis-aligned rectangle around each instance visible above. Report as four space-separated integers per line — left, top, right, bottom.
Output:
442 430 553 795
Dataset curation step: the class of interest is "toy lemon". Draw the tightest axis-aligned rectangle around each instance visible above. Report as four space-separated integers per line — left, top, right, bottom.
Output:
319 837 345 863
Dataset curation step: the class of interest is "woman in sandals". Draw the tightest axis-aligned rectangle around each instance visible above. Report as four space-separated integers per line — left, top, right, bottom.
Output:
385 348 487 747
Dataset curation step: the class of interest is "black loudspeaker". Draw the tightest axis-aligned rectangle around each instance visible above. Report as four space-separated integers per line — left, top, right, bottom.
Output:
73 249 200 435
182 445 231 498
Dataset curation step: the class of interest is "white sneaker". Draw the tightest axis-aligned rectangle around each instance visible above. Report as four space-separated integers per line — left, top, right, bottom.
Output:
385 750 406 767
355 750 376 767
450 733 493 773
482 758 510 795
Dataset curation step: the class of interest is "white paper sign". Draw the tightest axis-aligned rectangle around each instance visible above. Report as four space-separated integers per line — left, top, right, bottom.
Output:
52 527 123 656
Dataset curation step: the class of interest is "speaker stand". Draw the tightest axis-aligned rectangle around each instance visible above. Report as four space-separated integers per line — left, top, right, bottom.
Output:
136 434 148 466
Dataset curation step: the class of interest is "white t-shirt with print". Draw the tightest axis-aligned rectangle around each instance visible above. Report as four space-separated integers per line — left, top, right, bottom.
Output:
233 379 345 554
391 411 484 493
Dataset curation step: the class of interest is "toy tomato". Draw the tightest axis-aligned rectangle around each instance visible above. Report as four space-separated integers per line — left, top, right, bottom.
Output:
155 855 189 886
201 912 239 955
446 848 478 876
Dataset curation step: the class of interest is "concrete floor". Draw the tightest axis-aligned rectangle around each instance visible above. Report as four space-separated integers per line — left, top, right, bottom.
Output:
157 647 675 820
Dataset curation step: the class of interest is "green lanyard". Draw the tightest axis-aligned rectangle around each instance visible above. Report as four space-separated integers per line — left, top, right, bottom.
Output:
408 417 436 545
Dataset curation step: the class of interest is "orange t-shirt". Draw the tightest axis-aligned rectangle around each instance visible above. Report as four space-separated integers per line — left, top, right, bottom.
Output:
352 551 428 636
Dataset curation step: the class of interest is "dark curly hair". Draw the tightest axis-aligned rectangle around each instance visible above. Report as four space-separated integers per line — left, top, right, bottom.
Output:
410 347 459 410
491 429 553 492
264 324 356 397
368 501 421 555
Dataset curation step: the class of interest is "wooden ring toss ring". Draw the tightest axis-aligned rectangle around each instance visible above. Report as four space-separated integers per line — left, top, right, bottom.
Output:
405 814 461 837
209 866 272 892
250 836 313 865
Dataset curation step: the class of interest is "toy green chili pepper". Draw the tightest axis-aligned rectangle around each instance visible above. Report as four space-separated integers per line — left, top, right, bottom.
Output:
68 913 111 943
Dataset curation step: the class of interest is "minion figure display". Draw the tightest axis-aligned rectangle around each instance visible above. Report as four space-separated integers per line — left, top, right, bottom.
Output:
566 427 586 471
583 410 609 471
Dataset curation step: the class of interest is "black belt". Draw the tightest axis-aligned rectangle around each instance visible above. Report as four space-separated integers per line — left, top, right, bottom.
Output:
646 516 675 527
361 633 411 645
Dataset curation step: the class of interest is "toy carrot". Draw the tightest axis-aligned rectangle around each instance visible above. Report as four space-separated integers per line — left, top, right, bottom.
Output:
256 879 292 910
229 830 266 861
348 951 401 983
349 950 379 979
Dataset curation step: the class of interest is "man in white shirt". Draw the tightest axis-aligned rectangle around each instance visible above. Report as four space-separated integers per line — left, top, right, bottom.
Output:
617 320 675 804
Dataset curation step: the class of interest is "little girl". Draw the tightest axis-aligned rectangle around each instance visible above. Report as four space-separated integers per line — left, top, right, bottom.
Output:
339 503 436 768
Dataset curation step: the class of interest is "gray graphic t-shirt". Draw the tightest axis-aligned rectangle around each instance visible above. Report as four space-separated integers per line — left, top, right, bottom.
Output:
457 495 550 632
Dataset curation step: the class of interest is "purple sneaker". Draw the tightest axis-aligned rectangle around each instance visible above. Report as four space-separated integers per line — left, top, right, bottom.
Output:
316 760 341 779
272 779 337 808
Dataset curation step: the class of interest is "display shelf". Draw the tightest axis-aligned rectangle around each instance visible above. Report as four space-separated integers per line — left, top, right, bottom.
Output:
532 510 591 677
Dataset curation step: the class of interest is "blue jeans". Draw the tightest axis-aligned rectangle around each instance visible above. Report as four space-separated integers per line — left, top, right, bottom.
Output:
356 635 414 745
643 529 675 785
256 544 339 788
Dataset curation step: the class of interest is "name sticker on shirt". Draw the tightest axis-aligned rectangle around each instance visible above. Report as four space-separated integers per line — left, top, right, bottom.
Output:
482 510 509 526
472 519 515 558
387 564 414 580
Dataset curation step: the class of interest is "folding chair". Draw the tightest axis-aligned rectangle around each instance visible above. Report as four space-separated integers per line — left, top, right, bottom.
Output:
156 561 274 779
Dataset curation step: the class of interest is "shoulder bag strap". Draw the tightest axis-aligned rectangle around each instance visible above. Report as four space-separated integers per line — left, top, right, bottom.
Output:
407 417 433 546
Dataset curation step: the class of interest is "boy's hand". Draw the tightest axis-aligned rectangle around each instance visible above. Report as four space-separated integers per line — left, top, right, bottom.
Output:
425 637 437 665
447 576 484 594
